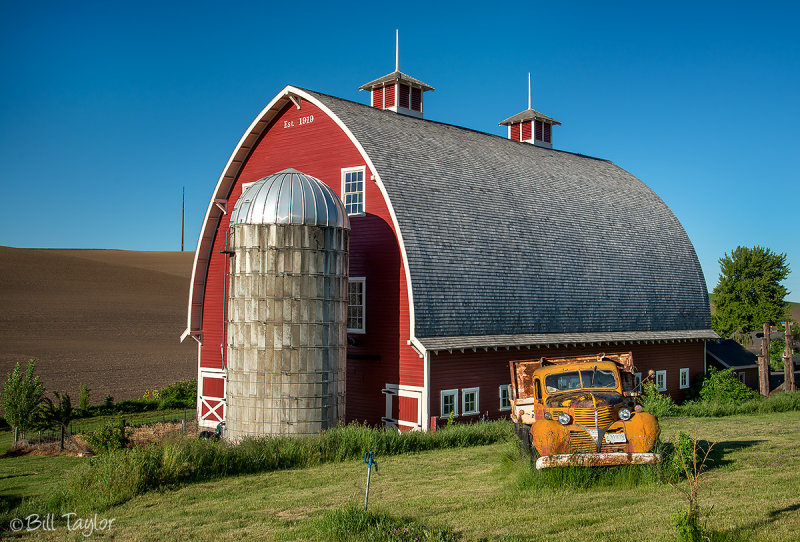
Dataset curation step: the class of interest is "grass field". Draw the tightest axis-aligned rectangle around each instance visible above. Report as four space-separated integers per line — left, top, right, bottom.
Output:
2 412 799 540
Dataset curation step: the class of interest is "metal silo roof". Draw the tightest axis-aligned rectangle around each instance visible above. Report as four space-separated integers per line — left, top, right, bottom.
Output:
230 169 350 228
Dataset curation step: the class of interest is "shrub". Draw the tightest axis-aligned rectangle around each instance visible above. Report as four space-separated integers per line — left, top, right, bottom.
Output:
640 381 676 418
157 379 196 409
86 419 129 454
698 367 758 403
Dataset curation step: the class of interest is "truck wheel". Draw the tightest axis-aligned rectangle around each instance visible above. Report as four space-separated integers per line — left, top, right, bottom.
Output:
515 422 532 456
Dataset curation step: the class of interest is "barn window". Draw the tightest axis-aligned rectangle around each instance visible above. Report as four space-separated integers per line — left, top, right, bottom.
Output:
499 384 511 411
679 368 690 389
462 387 479 416
441 389 458 418
655 370 667 392
347 278 365 333
738 372 746 384
342 167 365 215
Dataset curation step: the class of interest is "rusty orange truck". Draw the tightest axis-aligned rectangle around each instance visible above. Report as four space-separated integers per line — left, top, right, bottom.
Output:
509 352 661 469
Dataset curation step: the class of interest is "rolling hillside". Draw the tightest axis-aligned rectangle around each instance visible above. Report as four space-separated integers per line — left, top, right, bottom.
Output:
0 247 196 401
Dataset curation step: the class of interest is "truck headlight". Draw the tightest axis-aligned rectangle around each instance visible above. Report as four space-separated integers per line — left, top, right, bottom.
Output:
618 408 632 421
557 412 571 425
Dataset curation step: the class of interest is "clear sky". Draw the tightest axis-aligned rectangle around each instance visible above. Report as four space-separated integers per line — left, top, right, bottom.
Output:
1 1 797 299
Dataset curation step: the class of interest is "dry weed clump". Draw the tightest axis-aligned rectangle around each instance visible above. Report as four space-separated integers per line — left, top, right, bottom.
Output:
2 435 92 457
126 420 200 446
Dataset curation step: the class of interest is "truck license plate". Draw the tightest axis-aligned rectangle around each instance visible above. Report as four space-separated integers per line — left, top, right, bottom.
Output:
604 433 627 444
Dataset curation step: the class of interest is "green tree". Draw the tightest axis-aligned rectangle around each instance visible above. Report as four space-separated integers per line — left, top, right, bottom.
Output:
0 360 46 443
711 246 790 338
39 392 76 451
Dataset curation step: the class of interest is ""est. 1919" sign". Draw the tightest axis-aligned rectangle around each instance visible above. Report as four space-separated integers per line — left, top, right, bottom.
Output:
283 115 314 129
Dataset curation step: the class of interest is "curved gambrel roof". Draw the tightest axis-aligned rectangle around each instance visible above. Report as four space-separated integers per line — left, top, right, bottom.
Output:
304 90 713 342
185 86 714 348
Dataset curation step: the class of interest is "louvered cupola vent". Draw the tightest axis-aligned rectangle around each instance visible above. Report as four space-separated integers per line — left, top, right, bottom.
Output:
499 74 560 148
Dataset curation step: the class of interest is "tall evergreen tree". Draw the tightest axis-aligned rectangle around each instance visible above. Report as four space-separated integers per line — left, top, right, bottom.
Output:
712 246 790 338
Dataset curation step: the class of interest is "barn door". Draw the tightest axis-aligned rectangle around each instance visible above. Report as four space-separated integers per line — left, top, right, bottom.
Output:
199 371 226 428
381 384 423 431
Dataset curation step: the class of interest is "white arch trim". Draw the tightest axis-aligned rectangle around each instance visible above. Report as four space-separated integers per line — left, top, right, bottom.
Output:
183 86 419 348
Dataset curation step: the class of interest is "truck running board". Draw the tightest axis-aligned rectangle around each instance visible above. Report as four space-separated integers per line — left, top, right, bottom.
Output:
535 452 661 470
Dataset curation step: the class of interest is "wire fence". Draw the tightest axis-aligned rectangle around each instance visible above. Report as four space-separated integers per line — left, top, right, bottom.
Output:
28 407 198 446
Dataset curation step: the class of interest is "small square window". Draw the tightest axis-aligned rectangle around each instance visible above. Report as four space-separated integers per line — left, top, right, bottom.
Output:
738 372 746 385
462 387 479 416
656 370 667 392
347 278 365 333
441 389 458 418
499 384 511 411
342 167 365 215
679 368 690 390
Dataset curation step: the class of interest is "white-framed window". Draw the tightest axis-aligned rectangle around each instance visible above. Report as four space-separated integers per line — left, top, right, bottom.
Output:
634 372 643 392
441 389 458 418
499 384 511 411
738 372 746 385
679 368 690 390
656 370 667 392
462 387 479 416
347 278 365 333
342 167 365 216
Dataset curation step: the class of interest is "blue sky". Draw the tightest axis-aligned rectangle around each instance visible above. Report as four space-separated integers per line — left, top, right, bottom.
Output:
1 1 797 299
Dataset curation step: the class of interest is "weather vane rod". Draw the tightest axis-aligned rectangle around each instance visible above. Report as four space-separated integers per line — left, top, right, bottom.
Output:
395 29 399 72
528 72 532 110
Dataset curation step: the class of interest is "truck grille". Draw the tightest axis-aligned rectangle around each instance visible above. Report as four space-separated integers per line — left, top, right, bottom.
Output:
572 407 615 429
568 429 628 453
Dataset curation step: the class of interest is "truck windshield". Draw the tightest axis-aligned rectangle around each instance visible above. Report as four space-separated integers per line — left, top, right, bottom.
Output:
544 369 617 392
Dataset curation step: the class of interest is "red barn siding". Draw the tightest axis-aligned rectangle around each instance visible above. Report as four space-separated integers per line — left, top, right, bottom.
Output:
198 99 420 427
510 123 521 141
430 341 705 421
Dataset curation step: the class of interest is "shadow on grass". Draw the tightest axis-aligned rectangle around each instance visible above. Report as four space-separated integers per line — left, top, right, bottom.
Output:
0 494 23 514
658 439 764 474
704 501 800 541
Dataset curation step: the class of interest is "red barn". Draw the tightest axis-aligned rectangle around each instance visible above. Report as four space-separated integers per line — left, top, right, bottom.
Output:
184 68 715 431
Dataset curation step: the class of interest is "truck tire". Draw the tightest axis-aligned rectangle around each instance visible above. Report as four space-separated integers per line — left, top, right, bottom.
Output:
515 422 532 456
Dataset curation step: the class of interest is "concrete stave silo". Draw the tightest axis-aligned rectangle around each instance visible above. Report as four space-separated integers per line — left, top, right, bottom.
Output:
224 169 349 439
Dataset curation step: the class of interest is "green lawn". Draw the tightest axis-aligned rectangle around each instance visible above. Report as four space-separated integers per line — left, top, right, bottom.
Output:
3 412 800 540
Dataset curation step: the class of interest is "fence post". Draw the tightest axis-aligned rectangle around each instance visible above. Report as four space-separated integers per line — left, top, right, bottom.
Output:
785 322 796 393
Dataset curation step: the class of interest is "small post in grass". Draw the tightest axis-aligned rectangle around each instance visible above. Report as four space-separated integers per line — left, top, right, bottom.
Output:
363 451 378 510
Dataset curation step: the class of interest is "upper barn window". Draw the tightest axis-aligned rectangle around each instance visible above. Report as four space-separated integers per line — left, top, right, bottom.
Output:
342 167 365 216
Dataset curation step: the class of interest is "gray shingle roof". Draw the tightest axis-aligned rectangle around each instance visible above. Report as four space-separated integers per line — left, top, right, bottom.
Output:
706 339 758 369
358 71 435 92
499 108 561 126
306 90 712 341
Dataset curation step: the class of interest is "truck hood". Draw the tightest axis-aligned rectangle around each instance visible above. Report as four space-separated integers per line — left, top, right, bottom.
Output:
545 391 624 409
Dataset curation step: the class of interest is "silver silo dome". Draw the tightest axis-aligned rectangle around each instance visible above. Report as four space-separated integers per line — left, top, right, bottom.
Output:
230 168 349 228
225 169 350 439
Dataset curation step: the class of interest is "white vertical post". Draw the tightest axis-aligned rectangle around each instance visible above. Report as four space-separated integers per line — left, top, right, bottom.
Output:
395 29 399 72
528 72 531 110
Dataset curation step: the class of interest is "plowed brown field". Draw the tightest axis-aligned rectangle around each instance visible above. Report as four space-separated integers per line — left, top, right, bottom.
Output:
0 247 196 401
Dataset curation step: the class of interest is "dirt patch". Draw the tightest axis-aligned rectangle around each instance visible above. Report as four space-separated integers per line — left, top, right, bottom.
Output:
0 247 197 401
